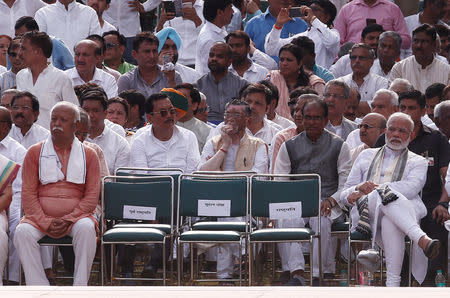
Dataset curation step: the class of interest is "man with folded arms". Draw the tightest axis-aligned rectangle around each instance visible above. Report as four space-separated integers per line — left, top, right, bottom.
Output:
341 112 441 287
14 102 100 286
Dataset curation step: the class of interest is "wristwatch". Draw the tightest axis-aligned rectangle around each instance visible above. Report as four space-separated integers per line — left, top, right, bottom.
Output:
438 202 449 209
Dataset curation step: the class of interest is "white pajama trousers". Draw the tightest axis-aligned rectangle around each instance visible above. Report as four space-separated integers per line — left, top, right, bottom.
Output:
0 211 8 285
14 218 96 286
369 192 426 287
277 216 334 277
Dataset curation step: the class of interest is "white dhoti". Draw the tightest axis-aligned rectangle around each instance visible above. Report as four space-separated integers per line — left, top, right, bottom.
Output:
14 217 96 286
276 215 335 277
0 211 8 285
366 189 427 286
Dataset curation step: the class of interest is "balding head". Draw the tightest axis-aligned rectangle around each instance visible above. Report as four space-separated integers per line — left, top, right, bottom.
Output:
389 78 414 95
74 39 100 76
434 100 450 139
50 102 80 145
371 89 399 119
359 112 386 147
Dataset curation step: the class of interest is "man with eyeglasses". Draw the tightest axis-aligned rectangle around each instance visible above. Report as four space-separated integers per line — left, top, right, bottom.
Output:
274 97 352 285
0 37 25 92
374 90 450 285
341 112 441 287
130 89 200 279
102 30 135 74
349 113 386 162
390 24 450 93
341 43 389 104
81 85 130 175
8 91 49 149
0 89 19 110
199 98 268 281
323 80 357 140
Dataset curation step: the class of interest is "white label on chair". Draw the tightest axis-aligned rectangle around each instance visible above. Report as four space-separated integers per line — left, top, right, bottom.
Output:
197 200 231 216
123 205 156 220
269 202 302 220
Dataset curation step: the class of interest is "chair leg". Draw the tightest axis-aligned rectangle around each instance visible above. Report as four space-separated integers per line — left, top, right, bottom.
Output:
190 243 194 284
238 242 242 286
271 243 275 279
347 237 351 286
248 242 253 286
100 243 104 286
408 242 412 287
318 236 322 285
110 244 114 285
310 240 313 286
162 240 166 286
177 240 182 286
380 248 383 286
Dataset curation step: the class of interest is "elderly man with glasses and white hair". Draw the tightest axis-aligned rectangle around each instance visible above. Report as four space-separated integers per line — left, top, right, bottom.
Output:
14 101 101 286
341 112 441 287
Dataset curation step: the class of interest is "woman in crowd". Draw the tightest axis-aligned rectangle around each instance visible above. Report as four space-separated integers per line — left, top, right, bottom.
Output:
267 43 325 119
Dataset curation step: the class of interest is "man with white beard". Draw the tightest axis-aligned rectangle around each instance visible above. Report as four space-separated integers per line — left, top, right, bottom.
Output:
341 112 441 287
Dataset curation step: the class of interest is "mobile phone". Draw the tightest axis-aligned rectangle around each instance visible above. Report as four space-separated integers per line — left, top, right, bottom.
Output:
289 7 304 18
366 18 377 26
163 1 176 14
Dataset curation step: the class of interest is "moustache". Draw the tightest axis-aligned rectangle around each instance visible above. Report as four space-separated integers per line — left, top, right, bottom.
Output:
14 113 24 119
52 126 64 133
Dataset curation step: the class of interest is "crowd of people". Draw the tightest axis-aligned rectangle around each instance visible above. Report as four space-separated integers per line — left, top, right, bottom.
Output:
0 0 449 288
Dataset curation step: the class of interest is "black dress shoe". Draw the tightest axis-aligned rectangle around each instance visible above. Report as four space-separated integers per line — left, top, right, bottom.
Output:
424 239 440 259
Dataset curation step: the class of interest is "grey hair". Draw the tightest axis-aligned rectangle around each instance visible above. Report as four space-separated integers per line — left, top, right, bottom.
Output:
324 79 350 99
390 78 414 92
1 89 19 98
350 43 376 59
379 31 402 51
298 94 321 102
434 100 450 119
51 102 81 123
387 112 414 132
373 88 399 106
78 107 90 125
199 92 206 101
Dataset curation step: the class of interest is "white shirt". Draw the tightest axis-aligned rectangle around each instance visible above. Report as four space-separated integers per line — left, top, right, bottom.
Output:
131 125 200 174
0 136 26 216
86 125 130 174
8 123 49 149
0 0 46 37
329 54 352 78
265 18 340 69
100 19 116 35
341 72 390 103
162 0 204 66
207 118 282 147
199 134 269 174
229 61 269 83
345 128 363 150
105 119 126 138
16 64 79 130
103 0 160 37
274 135 352 201
270 113 294 129
445 164 450 194
65 66 118 99
370 59 391 78
195 21 227 75
175 63 201 84
390 56 450 93
35 1 101 55
251 48 278 71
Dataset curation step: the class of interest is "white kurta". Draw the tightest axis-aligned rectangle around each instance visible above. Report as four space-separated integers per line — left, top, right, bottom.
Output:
340 147 429 284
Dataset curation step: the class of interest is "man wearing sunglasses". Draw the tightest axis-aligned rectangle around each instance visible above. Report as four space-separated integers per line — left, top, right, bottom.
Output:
0 37 25 92
102 30 135 75
341 43 389 104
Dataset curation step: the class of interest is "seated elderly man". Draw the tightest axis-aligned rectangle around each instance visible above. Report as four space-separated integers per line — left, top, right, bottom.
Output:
14 102 100 286
341 112 440 287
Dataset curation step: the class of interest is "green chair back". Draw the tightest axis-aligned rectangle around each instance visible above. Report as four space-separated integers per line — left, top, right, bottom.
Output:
178 174 248 218
250 174 320 218
102 176 173 222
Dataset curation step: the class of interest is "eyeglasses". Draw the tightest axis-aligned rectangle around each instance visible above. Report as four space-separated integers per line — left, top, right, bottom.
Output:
358 123 377 130
349 55 371 61
196 106 210 113
11 105 32 111
303 115 323 121
106 42 119 49
323 93 346 99
224 111 245 119
0 103 10 109
8 52 18 58
150 108 177 117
